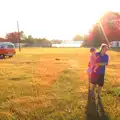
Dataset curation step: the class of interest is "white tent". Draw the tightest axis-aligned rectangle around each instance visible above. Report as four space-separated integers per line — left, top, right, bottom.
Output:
52 41 83 48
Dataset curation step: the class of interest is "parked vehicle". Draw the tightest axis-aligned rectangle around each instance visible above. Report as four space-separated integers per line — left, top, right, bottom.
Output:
0 42 16 58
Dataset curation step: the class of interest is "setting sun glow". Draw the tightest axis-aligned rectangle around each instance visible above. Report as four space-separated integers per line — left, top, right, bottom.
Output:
0 0 119 40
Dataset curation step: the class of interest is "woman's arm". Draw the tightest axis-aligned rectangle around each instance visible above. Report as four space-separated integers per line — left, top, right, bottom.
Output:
96 62 108 66
95 54 108 66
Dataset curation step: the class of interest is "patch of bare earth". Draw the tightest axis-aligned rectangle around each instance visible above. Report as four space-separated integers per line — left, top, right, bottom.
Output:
34 57 70 86
33 53 88 87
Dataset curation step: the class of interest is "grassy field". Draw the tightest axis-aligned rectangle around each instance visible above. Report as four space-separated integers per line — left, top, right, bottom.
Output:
0 47 120 120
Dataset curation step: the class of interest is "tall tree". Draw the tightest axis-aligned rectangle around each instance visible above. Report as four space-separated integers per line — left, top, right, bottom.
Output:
86 11 120 46
5 31 23 43
0 37 5 42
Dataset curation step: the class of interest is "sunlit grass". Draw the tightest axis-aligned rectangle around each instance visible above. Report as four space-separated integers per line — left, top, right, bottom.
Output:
0 47 120 120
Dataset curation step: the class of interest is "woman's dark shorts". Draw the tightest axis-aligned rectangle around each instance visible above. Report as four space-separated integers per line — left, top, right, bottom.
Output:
91 72 105 87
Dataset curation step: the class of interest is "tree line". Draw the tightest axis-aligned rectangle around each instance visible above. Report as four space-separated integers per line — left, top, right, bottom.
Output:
1 11 119 47
0 31 84 47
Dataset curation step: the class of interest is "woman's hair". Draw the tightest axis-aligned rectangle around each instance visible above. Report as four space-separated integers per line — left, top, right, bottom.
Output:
100 43 108 52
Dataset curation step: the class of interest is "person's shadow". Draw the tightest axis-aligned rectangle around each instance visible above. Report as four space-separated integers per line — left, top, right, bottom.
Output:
85 89 110 120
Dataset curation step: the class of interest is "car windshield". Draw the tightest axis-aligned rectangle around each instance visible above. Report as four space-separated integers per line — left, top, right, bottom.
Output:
0 45 4 48
7 45 14 48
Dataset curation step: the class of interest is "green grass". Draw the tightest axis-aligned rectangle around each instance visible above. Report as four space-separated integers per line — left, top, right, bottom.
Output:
0 48 120 120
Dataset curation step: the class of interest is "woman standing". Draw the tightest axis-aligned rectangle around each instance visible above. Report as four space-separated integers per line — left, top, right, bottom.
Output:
91 43 109 98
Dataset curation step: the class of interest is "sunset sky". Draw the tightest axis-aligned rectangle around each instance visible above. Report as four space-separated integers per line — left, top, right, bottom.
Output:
0 0 119 40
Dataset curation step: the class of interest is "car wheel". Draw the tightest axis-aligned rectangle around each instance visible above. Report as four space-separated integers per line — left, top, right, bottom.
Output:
0 54 5 59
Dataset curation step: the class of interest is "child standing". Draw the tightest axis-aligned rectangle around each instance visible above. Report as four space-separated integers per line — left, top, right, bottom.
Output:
87 48 97 89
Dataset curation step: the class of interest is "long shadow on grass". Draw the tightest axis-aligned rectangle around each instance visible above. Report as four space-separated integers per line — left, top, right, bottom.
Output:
85 89 110 120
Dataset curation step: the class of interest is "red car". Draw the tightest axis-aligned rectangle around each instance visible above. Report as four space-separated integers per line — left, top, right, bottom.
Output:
0 42 16 58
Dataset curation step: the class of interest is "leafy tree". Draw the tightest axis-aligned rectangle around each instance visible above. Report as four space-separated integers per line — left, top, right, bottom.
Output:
85 11 120 47
5 31 24 43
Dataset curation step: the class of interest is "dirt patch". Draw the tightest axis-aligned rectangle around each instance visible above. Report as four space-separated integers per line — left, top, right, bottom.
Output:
33 54 87 86
34 58 69 86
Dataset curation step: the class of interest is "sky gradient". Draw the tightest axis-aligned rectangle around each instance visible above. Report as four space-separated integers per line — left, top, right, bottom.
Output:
0 0 119 40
